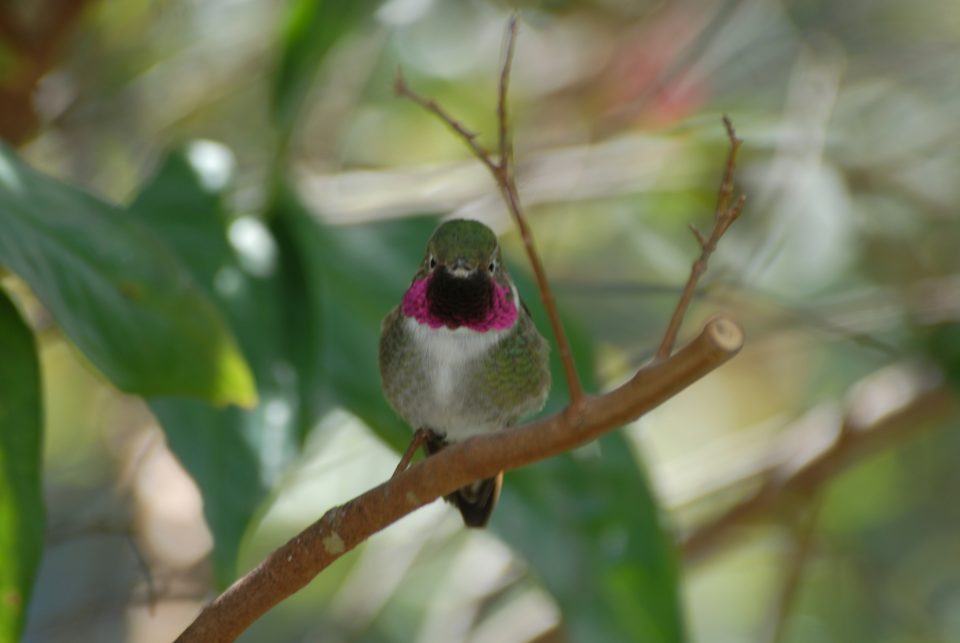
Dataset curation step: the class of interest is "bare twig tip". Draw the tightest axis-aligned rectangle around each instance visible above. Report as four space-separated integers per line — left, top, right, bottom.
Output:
393 67 407 96
722 114 741 146
688 223 707 249
706 316 744 353
729 195 747 219
655 117 745 361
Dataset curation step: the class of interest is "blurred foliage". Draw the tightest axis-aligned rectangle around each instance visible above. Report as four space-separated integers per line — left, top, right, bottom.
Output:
133 149 305 586
0 290 43 642
276 198 439 452
273 0 382 140
1 0 959 642
0 144 255 406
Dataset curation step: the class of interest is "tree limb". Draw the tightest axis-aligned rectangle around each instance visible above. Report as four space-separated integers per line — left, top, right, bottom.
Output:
175 316 743 643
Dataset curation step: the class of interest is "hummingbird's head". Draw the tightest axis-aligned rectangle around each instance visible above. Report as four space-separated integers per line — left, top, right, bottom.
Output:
402 219 518 331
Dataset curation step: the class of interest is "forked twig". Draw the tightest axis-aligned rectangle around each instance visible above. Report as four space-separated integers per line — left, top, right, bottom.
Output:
395 15 585 407
656 116 745 361
393 72 498 176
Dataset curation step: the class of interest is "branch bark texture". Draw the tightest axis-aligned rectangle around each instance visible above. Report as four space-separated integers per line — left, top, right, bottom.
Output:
176 317 743 643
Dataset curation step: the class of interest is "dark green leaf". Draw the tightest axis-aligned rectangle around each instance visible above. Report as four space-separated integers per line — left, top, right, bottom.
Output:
274 188 436 451
919 323 960 393
272 0 381 136
0 288 43 641
267 211 326 443
0 144 255 406
497 444 685 642
133 149 304 585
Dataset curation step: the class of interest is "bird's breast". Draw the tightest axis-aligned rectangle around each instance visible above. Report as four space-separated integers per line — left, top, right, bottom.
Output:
403 316 513 437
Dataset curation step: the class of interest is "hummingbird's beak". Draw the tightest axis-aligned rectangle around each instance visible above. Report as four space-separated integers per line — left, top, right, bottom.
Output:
449 257 473 277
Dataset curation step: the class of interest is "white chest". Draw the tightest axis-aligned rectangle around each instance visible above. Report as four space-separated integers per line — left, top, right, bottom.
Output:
404 316 507 401
403 316 514 439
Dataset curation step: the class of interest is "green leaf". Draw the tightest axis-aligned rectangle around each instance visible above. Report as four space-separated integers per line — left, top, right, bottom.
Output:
274 189 436 451
0 288 43 641
497 445 685 642
267 210 327 443
0 144 255 407
918 323 960 393
133 148 305 585
272 0 380 137
493 282 686 642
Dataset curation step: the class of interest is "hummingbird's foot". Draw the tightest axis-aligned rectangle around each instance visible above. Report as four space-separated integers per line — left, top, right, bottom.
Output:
392 427 434 477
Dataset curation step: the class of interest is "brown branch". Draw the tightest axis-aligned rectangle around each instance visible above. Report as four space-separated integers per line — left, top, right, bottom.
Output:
175 317 743 643
395 19 586 406
656 116 744 360
681 364 959 560
394 71 498 175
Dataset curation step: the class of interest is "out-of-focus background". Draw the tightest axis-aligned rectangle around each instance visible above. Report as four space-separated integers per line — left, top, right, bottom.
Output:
2 0 960 642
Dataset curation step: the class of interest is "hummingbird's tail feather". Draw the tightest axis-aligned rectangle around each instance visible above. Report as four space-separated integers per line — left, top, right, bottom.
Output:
422 431 503 528
451 472 503 528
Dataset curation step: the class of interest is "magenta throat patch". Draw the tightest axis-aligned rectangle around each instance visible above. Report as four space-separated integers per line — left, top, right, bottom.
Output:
402 273 517 331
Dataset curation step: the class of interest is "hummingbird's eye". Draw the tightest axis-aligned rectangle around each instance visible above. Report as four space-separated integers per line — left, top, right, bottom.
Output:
429 256 437 270
488 259 498 273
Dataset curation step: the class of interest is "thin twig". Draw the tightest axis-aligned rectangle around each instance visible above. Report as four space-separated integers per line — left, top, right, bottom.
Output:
497 15 519 170
45 521 160 614
498 179 584 405
394 70 499 176
656 116 744 361
396 17 585 406
760 500 821 643
494 16 583 404
175 317 743 643
715 116 742 219
125 532 159 616
688 223 707 249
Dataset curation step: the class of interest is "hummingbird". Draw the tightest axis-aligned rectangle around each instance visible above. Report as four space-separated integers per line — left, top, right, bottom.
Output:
379 219 551 527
